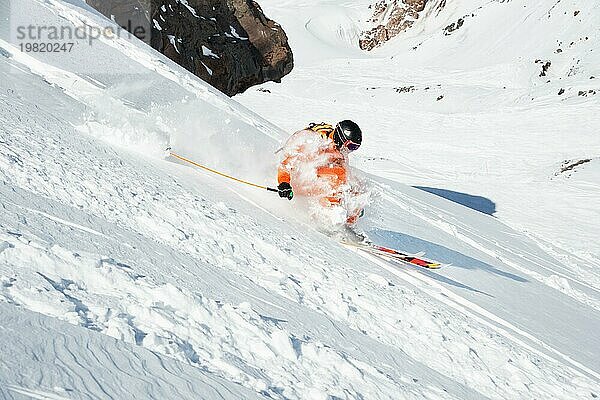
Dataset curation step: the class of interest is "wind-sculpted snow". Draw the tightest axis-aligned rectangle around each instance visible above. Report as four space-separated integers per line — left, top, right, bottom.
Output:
0 304 263 400
1 0 599 398
0 231 410 398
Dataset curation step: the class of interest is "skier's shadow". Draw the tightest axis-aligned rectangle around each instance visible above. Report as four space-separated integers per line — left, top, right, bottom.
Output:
366 228 528 296
416 268 494 297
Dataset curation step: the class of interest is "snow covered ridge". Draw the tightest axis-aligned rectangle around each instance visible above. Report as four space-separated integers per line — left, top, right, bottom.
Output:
359 0 600 59
2 0 600 399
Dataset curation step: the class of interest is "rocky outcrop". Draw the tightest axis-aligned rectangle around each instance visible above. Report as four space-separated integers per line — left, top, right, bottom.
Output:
443 17 464 35
87 0 293 96
359 0 429 51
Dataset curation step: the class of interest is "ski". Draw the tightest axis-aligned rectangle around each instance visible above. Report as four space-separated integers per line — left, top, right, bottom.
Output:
342 241 442 269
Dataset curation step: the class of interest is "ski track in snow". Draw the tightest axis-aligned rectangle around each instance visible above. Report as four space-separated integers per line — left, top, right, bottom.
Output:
380 187 600 311
353 246 600 381
7 386 73 400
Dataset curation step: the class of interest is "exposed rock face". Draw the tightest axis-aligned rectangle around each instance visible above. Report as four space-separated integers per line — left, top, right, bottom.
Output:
443 17 464 36
360 0 429 51
87 0 293 96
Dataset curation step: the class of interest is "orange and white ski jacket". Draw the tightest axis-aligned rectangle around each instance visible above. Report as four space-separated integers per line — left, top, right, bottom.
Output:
277 123 348 205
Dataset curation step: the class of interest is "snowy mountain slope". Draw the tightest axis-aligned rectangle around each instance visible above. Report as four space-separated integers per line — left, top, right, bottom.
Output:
1 46 470 399
2 70 598 398
237 0 600 263
1 0 599 399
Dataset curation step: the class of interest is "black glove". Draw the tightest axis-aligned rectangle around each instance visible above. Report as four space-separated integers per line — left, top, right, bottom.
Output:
278 182 294 200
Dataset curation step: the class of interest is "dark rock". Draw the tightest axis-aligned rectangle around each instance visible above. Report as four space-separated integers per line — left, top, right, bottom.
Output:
87 0 293 96
558 88 565 95
395 85 416 93
444 18 465 36
360 0 428 51
558 159 592 175
85 1 150 43
535 60 551 77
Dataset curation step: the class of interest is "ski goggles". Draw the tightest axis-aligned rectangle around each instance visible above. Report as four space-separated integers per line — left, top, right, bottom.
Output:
334 126 361 152
345 140 361 152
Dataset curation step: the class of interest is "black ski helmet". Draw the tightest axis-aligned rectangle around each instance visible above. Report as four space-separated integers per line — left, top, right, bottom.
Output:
333 120 362 151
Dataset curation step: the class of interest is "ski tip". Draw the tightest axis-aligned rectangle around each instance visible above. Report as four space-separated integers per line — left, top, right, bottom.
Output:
411 260 442 269
428 263 452 270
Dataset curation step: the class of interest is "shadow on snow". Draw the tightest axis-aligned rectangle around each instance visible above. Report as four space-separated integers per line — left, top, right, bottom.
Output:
366 228 527 296
414 186 496 216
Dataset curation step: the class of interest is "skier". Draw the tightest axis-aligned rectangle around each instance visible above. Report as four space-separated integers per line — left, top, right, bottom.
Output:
276 120 364 225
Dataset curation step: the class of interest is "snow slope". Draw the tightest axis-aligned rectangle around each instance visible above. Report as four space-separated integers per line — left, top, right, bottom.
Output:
0 304 261 400
238 0 600 266
1 0 599 399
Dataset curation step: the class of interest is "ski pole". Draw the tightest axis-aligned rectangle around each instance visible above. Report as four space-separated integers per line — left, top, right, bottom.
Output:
168 151 279 194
